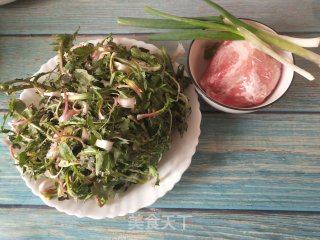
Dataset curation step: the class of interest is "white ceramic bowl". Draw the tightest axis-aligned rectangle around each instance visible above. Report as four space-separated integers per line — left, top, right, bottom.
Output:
187 20 294 114
15 38 201 218
0 0 16 5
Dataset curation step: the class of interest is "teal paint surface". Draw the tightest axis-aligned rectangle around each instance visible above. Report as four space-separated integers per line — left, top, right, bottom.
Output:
0 0 320 238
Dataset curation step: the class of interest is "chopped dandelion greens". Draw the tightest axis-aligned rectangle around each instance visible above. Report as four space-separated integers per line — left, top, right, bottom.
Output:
0 32 191 206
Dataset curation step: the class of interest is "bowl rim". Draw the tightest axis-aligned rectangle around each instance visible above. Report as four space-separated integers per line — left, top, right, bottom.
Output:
187 19 295 112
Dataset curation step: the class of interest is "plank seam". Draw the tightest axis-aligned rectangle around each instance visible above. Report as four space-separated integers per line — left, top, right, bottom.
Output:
1 205 320 215
1 109 320 114
0 32 319 37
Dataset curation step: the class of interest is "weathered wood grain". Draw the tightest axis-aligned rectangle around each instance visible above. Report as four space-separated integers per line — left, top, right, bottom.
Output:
0 207 320 240
1 113 320 211
0 35 320 112
0 0 319 35
1 0 320 238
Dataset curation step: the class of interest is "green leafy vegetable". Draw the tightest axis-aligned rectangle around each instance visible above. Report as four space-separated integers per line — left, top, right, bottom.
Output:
0 33 190 206
59 142 77 162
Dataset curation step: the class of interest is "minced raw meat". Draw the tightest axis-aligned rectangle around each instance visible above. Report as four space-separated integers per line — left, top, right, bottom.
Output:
200 41 282 108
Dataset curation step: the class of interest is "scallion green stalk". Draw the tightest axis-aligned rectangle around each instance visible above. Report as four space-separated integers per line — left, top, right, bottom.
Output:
149 30 244 41
117 18 200 29
143 6 238 33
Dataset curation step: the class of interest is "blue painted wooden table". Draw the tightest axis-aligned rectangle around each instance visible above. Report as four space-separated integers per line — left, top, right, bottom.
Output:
0 0 320 239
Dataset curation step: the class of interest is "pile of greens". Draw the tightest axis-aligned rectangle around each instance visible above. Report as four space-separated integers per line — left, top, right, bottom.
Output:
0 32 190 206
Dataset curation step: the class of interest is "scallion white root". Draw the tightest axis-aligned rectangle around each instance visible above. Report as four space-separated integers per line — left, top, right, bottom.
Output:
279 35 320 48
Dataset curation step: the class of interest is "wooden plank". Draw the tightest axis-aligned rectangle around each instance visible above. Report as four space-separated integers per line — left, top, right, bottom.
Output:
1 113 320 211
0 35 320 112
0 207 319 239
0 0 319 35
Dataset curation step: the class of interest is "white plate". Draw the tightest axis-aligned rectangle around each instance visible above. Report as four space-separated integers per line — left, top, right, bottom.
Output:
15 38 201 219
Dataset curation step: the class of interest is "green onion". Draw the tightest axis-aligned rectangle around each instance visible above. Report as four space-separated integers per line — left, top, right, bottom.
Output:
117 0 320 81
143 6 238 33
117 18 200 29
149 30 244 41
202 0 320 68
